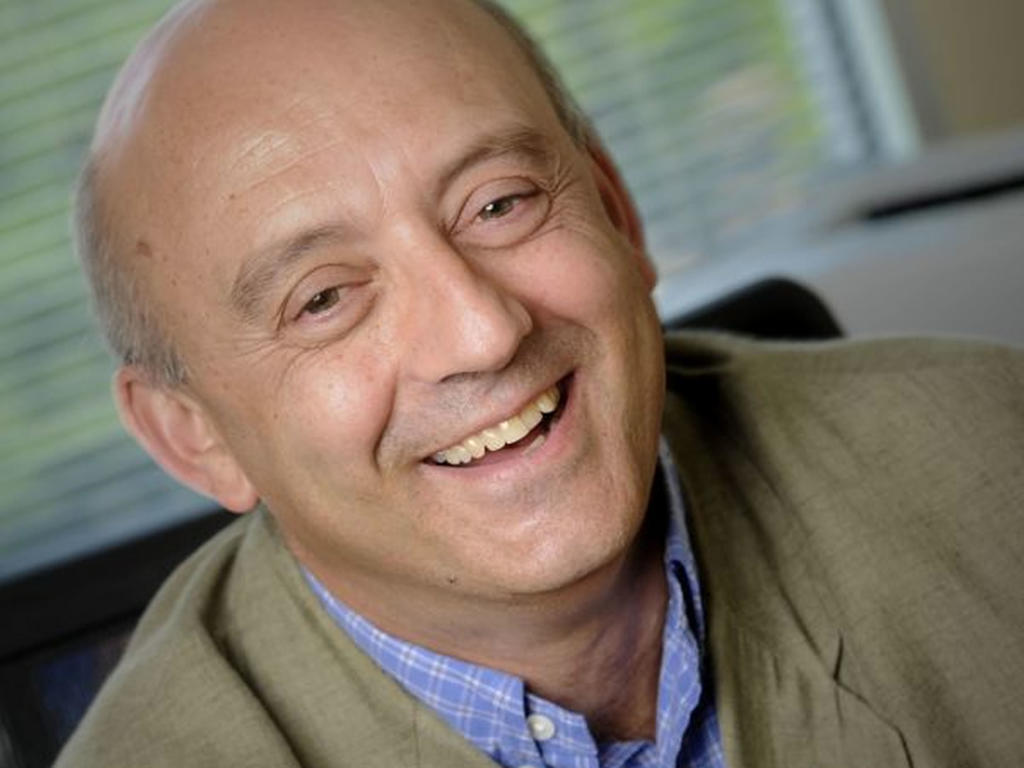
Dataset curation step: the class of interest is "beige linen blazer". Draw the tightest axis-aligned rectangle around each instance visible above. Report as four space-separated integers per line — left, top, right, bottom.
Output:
56 333 1024 767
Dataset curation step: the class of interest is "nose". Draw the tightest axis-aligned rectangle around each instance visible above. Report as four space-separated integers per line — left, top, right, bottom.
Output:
397 237 533 383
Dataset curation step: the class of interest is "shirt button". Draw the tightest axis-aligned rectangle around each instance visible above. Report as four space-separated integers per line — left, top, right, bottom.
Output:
526 713 556 741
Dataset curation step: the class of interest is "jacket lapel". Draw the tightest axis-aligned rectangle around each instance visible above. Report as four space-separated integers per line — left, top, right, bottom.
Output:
225 512 499 768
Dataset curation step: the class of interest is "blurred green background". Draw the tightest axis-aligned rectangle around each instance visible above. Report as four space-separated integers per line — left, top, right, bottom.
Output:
0 0 842 577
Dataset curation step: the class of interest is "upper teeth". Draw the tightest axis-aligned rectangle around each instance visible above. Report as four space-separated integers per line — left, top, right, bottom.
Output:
432 385 560 466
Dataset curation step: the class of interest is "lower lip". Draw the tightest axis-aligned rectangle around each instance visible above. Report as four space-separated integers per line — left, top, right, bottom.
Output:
424 374 576 479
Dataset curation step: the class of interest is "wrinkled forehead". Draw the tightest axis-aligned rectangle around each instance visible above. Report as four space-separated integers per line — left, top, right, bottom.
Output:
104 0 554 186
95 0 563 280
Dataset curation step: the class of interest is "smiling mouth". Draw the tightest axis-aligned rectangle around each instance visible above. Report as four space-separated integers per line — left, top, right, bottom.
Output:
428 380 567 468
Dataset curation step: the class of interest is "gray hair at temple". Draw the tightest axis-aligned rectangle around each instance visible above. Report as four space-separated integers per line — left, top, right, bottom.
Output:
73 0 592 388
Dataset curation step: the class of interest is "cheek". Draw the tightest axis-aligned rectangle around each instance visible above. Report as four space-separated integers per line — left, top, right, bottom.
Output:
207 342 396 496
516 232 630 320
277 346 396 465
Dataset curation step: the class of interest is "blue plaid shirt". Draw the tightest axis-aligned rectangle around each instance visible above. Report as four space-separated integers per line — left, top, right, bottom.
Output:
306 440 725 768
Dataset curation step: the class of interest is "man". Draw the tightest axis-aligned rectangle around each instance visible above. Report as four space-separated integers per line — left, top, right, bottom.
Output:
58 0 1024 766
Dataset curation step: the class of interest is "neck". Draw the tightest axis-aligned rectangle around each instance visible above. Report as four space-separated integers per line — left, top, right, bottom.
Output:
518 527 668 742
309 508 671 742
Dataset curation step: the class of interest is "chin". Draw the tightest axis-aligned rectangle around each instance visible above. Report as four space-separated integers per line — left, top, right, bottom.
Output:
475 501 647 599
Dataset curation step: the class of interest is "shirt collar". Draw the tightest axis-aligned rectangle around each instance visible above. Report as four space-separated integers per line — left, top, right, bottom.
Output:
658 435 707 647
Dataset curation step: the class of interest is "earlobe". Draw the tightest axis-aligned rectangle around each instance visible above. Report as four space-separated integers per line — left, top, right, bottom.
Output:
586 140 657 290
113 366 259 513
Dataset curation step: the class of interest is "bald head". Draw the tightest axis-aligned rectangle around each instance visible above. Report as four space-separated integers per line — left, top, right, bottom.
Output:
77 0 588 386
79 0 661 601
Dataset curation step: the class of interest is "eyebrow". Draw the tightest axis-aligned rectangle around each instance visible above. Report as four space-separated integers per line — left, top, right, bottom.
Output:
435 125 557 194
230 224 349 322
229 126 558 322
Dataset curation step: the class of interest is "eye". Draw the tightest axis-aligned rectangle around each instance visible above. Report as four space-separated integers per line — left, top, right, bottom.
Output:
455 181 549 247
280 264 374 335
280 276 375 342
302 287 341 317
479 195 522 221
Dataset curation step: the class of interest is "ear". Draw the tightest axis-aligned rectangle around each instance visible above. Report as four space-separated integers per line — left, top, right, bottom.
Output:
585 139 656 290
113 366 259 513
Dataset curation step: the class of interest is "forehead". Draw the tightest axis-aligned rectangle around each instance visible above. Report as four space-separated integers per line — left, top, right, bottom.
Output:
111 0 564 261
141 1 553 184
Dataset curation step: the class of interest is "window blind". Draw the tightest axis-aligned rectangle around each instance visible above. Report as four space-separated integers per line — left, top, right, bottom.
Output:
0 0 876 578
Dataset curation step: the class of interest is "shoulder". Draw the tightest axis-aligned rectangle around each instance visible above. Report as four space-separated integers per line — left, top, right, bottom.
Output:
665 328 1024 381
54 513 301 767
662 330 1024 635
54 509 447 768
664 332 1024 757
664 331 1024 452
663 330 1024 537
